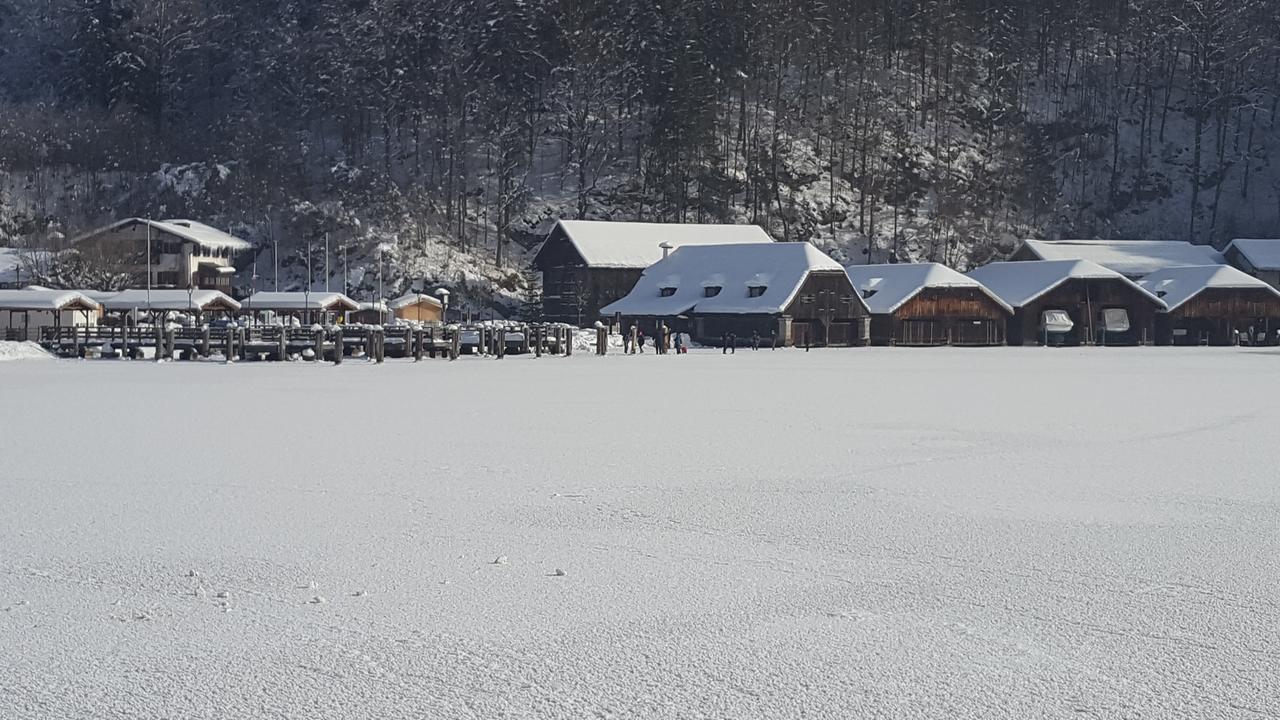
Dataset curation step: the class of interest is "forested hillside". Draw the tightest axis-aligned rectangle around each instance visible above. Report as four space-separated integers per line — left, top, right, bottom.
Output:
1 0 1278 307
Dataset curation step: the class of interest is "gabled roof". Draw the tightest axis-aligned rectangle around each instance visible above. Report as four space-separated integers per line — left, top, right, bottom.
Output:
389 292 443 310
100 289 241 312
240 291 360 312
1138 265 1280 311
72 218 252 252
967 260 1166 309
1016 239 1224 277
536 220 774 269
0 289 101 312
844 262 1012 315
1224 238 1280 272
601 242 858 317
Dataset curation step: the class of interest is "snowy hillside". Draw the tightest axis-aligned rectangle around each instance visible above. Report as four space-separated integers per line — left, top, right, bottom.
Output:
1 0 1277 305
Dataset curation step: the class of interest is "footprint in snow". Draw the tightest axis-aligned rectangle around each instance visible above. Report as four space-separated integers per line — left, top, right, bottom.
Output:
550 568 567 577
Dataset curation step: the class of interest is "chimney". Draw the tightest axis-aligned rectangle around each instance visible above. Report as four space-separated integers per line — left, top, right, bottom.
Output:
659 241 674 259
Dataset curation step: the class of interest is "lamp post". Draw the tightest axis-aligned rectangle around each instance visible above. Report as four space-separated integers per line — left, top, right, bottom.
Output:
434 288 450 323
304 240 312 326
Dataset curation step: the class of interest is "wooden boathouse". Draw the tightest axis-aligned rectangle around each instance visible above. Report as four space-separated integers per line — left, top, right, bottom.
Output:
967 260 1166 346
844 263 1012 346
531 220 773 326
1140 265 1280 345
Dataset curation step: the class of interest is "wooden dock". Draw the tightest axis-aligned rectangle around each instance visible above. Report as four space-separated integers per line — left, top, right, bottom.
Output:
36 322 583 363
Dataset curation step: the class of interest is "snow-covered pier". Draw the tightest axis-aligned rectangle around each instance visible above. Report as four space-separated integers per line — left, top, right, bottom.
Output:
36 322 582 362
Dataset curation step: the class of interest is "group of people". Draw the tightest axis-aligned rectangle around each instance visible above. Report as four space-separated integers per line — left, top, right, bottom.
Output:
622 325 688 355
720 329 777 354
621 325 782 354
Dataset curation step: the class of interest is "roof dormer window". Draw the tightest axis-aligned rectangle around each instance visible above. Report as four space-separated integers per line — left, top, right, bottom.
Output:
659 287 677 297
746 285 766 298
704 286 722 298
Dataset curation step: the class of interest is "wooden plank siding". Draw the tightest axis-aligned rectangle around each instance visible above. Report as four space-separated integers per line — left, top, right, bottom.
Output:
534 228 645 325
870 287 1008 346
1156 287 1280 345
1011 278 1161 346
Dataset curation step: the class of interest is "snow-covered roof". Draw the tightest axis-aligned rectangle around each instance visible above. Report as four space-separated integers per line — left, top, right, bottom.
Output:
601 242 855 317
72 218 252 252
79 290 120 304
1138 265 1280 312
100 289 242 312
389 292 442 310
1017 239 1224 277
240 291 360 312
844 262 1013 315
967 260 1166 309
0 289 101 312
539 220 774 269
1225 238 1280 272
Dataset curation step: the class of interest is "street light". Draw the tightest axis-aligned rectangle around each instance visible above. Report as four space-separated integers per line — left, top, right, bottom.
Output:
434 288 450 322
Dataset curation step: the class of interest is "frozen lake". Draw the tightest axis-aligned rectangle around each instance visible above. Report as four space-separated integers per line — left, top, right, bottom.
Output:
2 348 1278 718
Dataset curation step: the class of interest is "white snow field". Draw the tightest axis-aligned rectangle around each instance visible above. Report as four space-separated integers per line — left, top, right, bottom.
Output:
2 348 1278 719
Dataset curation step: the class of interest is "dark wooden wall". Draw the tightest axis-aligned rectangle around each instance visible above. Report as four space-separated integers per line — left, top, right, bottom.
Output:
1157 287 1280 345
1013 278 1161 346
534 229 647 325
866 287 1007 346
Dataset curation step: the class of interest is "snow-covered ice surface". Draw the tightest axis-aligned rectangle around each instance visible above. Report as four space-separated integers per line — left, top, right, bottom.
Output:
1 349 1278 718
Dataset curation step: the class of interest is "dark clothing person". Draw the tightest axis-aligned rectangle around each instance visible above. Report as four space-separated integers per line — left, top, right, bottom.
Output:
751 331 760 350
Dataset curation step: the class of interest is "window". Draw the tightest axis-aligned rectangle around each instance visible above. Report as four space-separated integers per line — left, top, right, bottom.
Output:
704 286 722 298
861 289 878 299
747 285 766 298
659 287 677 297
841 295 855 304
799 294 816 304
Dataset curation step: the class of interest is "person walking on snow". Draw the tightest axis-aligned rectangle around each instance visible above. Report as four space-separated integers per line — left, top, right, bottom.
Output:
636 328 645 354
751 330 760 350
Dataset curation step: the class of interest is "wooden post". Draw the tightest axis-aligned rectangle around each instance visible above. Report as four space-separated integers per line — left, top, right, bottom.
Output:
414 329 424 361
224 325 235 363
202 326 211 358
534 326 542 357
376 329 385 363
497 329 506 359
333 327 343 364
565 326 573 356
277 328 287 361
237 327 247 361
313 326 324 361
73 325 82 358
450 328 460 360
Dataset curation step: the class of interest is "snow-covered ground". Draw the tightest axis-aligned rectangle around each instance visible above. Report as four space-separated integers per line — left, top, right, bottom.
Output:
2 348 1278 718
0 340 53 362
